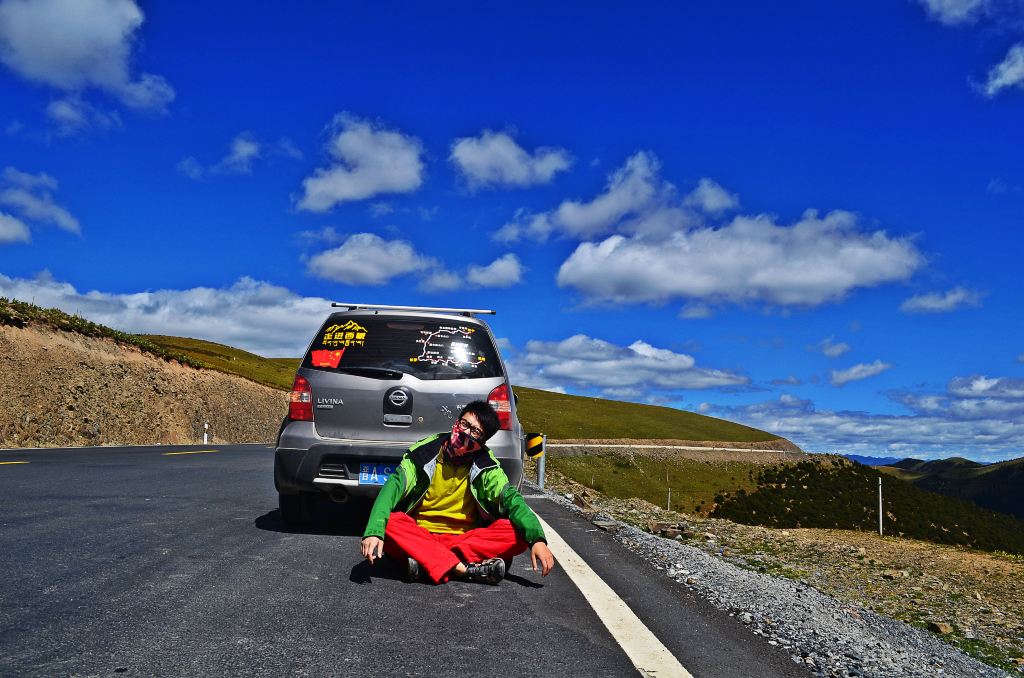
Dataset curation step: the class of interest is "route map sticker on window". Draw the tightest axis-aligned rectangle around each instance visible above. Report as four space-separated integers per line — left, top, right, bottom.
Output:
321 320 368 349
409 325 486 367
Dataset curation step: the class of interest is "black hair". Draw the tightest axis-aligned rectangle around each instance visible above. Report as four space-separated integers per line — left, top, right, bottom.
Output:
460 400 500 441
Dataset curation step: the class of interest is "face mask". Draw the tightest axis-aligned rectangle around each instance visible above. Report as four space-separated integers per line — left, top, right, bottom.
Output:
448 423 481 457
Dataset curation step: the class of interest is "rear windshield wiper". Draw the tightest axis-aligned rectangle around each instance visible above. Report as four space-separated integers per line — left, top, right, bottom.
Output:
335 366 405 380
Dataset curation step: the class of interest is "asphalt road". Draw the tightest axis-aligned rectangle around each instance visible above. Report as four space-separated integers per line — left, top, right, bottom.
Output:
0 444 807 677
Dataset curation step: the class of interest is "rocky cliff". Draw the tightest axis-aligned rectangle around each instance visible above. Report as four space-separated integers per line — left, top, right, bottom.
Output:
0 324 288 448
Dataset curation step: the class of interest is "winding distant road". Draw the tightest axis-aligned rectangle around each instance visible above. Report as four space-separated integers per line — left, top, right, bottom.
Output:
0 444 806 677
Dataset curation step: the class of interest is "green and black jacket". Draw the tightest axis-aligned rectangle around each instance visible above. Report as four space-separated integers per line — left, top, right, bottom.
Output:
362 433 546 545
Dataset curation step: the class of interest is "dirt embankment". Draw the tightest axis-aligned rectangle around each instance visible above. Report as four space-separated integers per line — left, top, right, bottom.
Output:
0 325 288 448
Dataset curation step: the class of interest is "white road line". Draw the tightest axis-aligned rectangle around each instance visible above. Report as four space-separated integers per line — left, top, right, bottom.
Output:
536 515 694 678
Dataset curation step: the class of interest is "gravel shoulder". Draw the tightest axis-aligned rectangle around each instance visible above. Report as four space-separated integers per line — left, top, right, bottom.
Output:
537 471 1022 678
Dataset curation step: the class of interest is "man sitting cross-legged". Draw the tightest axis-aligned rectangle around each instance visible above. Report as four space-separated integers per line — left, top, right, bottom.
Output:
360 401 555 584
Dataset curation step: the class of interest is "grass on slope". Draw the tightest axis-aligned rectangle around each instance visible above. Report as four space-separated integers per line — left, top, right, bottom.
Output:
548 453 762 514
514 385 782 442
141 335 298 391
879 457 1024 522
0 298 203 369
712 457 1024 554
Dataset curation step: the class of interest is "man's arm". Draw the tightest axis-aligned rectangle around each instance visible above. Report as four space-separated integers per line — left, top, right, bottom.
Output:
501 484 556 575
360 468 406 564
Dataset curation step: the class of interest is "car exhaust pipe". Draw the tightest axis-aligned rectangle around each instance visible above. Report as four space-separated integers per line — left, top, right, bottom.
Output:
328 487 350 504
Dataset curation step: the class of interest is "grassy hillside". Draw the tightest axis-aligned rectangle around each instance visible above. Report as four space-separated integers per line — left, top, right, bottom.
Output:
879 457 1024 521
513 385 784 442
712 457 1024 554
0 298 202 368
142 335 298 391
548 453 763 514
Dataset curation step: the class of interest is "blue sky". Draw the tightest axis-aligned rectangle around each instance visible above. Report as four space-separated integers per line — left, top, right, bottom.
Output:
2 0 1024 461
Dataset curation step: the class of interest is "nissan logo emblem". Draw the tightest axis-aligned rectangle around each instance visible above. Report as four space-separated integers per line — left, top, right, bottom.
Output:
389 390 409 407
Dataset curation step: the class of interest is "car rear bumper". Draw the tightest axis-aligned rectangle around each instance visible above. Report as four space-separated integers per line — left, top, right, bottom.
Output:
274 421 524 497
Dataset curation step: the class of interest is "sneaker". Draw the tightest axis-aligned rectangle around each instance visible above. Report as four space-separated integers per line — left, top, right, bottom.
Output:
464 557 505 585
405 557 422 583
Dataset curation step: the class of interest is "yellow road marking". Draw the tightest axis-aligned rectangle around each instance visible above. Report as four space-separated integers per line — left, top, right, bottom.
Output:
0 461 29 465
162 449 219 456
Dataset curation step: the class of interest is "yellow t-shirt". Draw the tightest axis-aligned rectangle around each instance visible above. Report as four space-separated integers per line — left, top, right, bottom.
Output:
412 451 478 534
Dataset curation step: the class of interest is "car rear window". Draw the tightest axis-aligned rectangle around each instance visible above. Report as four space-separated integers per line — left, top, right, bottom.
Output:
302 316 503 380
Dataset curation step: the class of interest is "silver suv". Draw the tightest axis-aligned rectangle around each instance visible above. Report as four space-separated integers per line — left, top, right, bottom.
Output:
274 303 526 525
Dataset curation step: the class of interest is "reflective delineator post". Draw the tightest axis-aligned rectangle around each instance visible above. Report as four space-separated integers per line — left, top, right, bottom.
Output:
538 446 546 489
204 422 209 445
878 476 883 537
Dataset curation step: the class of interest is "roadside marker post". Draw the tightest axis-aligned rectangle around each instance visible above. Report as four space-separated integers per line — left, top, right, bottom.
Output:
525 433 546 489
203 422 209 445
878 476 883 536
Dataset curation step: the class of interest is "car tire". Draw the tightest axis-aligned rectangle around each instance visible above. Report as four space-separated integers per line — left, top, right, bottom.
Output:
279 492 314 526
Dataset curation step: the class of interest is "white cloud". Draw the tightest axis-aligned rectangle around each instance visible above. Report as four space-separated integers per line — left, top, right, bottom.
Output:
419 270 463 293
987 177 1009 195
770 375 802 386
297 114 424 212
947 375 1024 399
552 151 662 239
0 166 80 234
0 271 327 357
494 209 555 244
0 211 30 243
716 374 1024 460
46 96 120 136
682 178 739 215
679 302 712 319
900 286 983 313
917 0 987 25
450 130 571 189
558 209 922 307
829 359 892 387
177 133 302 180
493 152 692 244
465 253 523 288
306 233 433 286
507 334 748 396
0 0 174 113
216 133 261 175
1017 353 1024 364
817 336 851 358
175 157 204 181
983 43 1024 98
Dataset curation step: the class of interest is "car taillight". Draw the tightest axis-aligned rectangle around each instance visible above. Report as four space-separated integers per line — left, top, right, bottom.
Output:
289 375 313 421
488 383 512 430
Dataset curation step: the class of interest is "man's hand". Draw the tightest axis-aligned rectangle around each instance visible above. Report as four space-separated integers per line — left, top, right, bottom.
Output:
530 541 555 576
361 536 384 565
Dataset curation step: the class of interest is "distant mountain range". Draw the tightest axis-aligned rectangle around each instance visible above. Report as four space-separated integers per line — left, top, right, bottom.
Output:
844 455 907 466
876 456 1024 522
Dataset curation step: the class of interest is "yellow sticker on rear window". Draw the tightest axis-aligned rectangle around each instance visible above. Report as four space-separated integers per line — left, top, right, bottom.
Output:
321 320 368 348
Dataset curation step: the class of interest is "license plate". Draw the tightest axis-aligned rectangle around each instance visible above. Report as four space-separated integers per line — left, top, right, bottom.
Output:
358 462 395 485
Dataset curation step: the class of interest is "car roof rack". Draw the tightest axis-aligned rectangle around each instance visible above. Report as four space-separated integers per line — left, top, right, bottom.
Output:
331 302 496 317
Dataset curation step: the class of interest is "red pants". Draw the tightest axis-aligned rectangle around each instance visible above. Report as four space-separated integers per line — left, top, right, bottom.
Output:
383 512 529 583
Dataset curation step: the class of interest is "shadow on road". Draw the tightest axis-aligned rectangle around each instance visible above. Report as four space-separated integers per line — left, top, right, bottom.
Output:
349 558 405 584
253 499 370 536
